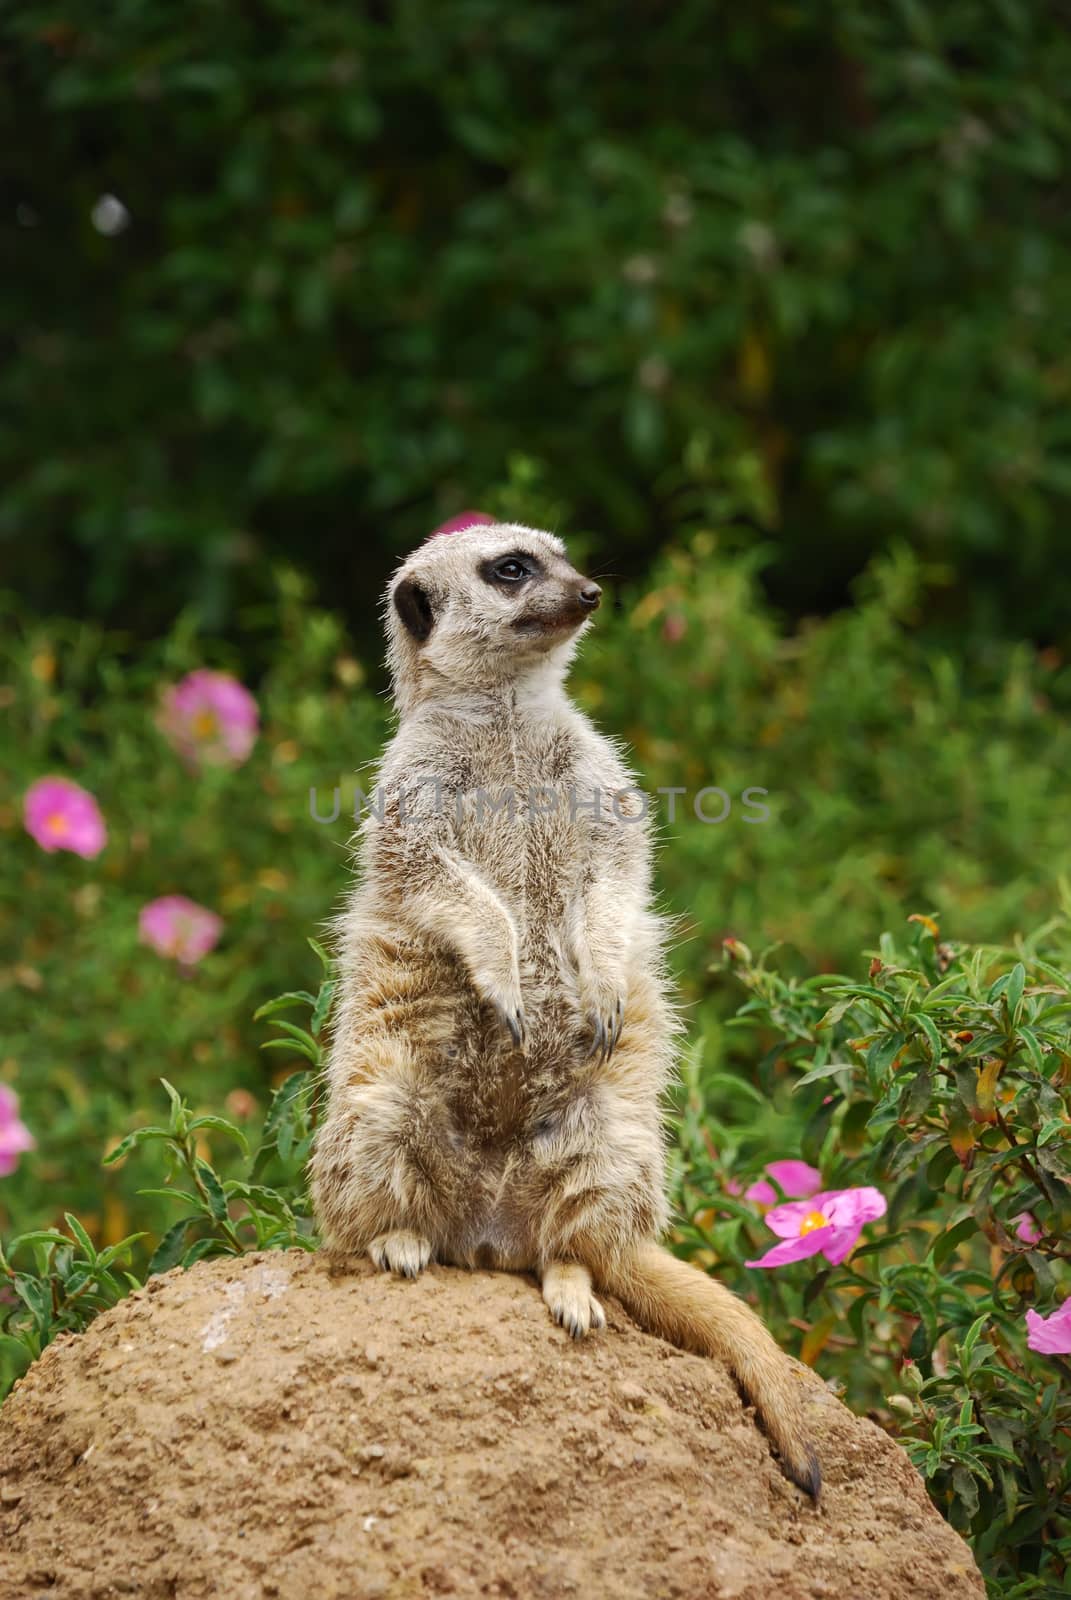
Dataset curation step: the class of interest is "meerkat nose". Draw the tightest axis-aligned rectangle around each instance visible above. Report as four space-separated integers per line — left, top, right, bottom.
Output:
578 582 602 611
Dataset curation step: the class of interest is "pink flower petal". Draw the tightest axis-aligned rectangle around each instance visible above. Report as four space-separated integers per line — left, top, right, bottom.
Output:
765 1159 823 1199
745 1231 829 1269
817 1224 863 1266
744 1178 777 1206
1026 1302 1071 1357
822 1187 888 1228
1014 1212 1042 1245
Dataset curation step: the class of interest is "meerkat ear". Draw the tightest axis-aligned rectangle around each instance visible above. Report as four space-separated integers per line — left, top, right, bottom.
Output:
393 578 435 643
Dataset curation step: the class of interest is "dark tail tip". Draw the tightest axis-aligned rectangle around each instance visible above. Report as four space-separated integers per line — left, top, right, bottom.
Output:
783 1442 822 1503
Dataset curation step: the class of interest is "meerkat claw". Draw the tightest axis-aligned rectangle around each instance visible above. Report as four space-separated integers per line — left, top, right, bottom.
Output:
588 1000 625 1062
494 1004 526 1048
368 1229 433 1278
542 1263 606 1339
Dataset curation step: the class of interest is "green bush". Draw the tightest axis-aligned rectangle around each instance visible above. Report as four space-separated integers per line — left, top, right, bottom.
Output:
671 917 1071 1596
3 2 1070 643
0 569 385 1243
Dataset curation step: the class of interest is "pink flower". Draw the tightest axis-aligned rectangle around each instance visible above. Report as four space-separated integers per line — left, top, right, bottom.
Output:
431 511 496 537
23 777 107 859
158 670 258 768
1025 1299 1071 1357
139 896 223 966
746 1186 887 1269
1014 1212 1043 1245
0 1085 35 1177
745 1159 823 1208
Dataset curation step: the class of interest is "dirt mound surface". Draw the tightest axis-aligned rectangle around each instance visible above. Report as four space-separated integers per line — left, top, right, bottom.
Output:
0 1250 983 1600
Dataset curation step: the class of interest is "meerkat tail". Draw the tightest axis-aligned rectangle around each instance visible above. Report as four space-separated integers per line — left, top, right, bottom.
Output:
594 1240 821 1500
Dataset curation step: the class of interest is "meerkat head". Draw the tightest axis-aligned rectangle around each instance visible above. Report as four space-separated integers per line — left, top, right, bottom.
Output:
385 521 602 712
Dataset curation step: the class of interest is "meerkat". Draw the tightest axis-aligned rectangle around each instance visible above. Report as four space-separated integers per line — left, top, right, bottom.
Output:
309 518 821 1499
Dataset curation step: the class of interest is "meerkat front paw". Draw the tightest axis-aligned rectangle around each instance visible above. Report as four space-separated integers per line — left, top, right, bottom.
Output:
580 980 625 1061
368 1229 434 1278
542 1262 607 1340
474 969 527 1047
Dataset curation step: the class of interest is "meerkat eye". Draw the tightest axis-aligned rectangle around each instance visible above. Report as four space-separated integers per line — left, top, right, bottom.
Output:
479 551 542 588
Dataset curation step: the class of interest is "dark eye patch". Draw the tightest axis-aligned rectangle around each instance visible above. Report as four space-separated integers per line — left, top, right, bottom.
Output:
478 550 544 587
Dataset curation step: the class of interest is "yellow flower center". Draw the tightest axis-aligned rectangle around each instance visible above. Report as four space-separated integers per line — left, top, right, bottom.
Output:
192 711 218 738
45 812 69 836
799 1210 828 1236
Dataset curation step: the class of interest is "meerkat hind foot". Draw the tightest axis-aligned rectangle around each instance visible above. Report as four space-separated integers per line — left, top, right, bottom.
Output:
369 1229 433 1279
542 1262 607 1340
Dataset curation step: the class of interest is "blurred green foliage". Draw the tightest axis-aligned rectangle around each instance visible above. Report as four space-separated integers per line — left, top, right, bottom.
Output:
3 1 1070 647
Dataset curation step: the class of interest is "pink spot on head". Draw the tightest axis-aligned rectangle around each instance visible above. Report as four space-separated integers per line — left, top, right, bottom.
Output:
430 511 496 537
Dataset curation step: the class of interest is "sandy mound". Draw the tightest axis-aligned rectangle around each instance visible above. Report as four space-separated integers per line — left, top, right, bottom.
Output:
0 1250 983 1600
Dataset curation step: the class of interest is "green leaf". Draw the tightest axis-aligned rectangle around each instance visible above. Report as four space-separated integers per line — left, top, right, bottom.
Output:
849 1229 912 1261
907 1321 930 1361
260 1035 320 1065
868 1031 907 1078
195 1161 229 1223
951 1465 980 1522
261 1071 311 1140
187 1116 249 1155
1004 963 1026 1019
253 991 317 1021
14 1276 52 1332
792 1060 855 1090
307 936 333 973
803 1267 831 1310
102 1126 172 1166
160 1078 187 1134
816 997 855 1031
904 1065 933 1122
96 1235 148 1270
960 1312 990 1365
930 1216 979 1270
1017 1027 1045 1074
63 1213 96 1262
920 975 969 1009
908 1011 942 1065
8 1230 71 1251
311 978 336 1035
136 1188 201 1207
148 1219 196 1276
182 1237 231 1267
